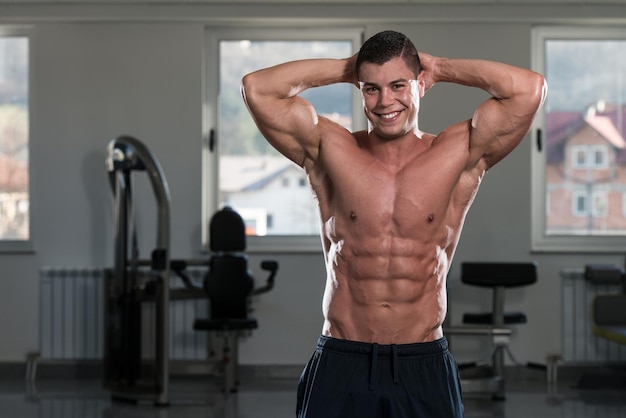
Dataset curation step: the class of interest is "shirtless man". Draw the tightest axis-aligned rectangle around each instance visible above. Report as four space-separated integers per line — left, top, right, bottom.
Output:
241 30 546 418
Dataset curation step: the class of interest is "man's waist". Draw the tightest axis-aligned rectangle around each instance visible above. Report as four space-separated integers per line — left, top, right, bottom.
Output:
316 335 449 357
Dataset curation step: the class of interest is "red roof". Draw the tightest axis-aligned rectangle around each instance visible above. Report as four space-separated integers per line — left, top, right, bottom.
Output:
584 114 626 148
547 105 626 164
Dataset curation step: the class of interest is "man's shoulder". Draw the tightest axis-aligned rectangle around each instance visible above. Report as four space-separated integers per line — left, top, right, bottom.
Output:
320 126 364 146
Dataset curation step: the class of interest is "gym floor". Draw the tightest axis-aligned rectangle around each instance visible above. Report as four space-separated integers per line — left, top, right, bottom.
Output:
2 368 626 418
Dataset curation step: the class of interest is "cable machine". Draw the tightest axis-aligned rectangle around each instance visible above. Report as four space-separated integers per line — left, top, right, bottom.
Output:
104 135 172 405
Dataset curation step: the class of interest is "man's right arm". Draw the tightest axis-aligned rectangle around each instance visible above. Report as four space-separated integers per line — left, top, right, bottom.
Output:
241 56 357 167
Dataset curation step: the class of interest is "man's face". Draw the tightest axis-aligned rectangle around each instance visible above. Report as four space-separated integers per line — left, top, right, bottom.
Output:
358 56 424 140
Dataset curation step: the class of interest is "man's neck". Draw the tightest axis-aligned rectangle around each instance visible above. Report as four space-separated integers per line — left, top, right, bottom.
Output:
366 129 426 167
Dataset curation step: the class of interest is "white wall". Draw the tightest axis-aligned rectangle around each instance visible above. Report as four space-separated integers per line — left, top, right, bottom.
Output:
1 2 626 367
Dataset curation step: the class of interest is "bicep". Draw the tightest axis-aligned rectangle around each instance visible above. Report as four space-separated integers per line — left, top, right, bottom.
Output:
468 95 536 169
246 94 322 167
468 73 546 169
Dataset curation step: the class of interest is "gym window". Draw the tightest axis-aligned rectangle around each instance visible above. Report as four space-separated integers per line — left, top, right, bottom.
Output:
531 26 626 252
202 27 363 252
0 27 31 253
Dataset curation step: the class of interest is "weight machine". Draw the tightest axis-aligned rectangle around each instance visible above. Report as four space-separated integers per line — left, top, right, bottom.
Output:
104 135 277 405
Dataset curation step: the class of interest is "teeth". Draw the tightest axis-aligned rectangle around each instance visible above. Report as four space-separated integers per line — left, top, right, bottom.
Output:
380 111 399 119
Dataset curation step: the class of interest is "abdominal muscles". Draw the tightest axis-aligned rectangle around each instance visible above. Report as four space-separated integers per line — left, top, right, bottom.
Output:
322 235 448 344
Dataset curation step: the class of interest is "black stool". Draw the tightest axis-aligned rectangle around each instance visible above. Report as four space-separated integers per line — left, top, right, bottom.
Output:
446 261 537 400
461 262 537 328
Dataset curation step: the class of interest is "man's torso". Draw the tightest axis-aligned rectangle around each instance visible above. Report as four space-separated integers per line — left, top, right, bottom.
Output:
305 123 483 344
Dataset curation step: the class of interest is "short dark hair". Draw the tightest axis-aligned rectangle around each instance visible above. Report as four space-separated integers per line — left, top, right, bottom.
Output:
356 30 421 79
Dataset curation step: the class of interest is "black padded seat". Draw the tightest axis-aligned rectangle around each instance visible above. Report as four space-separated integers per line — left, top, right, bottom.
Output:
461 262 538 288
193 207 259 332
192 206 278 393
593 294 626 327
461 262 537 327
593 294 626 346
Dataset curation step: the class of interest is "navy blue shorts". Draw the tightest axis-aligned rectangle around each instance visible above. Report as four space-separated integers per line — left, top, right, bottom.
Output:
296 336 464 418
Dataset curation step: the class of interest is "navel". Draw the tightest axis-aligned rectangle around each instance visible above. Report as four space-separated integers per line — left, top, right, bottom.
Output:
381 303 391 309
427 213 435 223
350 211 357 220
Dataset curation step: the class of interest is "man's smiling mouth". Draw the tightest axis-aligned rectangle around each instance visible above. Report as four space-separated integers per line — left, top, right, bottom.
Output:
378 111 401 119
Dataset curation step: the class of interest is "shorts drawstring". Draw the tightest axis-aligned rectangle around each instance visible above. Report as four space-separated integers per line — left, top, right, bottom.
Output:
369 343 399 389
391 344 399 384
369 343 378 391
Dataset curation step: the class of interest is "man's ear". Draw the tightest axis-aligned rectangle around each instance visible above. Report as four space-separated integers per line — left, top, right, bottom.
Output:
416 76 426 98
417 69 435 94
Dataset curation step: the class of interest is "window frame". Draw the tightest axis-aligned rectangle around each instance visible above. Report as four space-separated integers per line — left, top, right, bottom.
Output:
592 145 608 169
0 25 33 254
572 190 587 217
531 25 626 253
591 190 608 218
202 27 364 253
571 145 588 169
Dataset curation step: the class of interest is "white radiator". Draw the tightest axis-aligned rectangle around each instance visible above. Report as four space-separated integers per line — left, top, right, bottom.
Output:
561 268 626 363
39 267 210 361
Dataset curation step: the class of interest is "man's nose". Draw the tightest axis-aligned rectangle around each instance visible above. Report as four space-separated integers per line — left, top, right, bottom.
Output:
379 88 394 107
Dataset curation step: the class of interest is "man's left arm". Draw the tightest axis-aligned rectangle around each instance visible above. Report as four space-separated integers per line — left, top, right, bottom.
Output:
420 54 547 169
